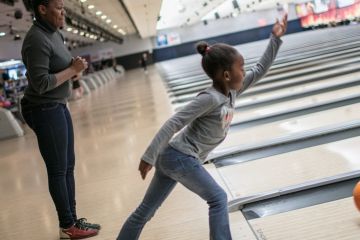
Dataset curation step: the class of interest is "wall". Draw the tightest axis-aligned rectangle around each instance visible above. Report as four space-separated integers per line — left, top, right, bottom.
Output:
154 4 298 48
0 36 24 61
152 19 303 62
70 34 153 58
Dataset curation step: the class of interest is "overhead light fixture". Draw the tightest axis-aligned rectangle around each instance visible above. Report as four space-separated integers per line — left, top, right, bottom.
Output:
80 0 87 2
0 32 6 37
88 5 94 9
178 4 186 13
118 29 126 35
64 7 123 45
14 34 21 40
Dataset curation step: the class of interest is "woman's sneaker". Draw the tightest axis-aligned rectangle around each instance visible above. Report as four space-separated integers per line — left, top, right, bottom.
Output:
76 218 101 230
60 223 98 239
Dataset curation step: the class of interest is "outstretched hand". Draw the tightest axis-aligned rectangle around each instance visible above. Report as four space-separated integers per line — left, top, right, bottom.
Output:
139 159 153 180
272 13 288 38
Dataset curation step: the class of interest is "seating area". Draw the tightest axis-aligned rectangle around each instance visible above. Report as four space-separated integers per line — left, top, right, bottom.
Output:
0 66 125 140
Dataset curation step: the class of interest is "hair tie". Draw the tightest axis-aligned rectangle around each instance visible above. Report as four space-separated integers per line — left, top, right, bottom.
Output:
205 46 211 53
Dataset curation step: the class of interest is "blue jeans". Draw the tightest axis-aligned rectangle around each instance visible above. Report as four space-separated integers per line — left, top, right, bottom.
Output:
117 146 232 240
21 101 76 228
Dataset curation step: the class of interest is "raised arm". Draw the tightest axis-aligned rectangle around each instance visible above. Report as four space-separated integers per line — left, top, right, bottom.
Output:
139 93 216 179
237 14 287 96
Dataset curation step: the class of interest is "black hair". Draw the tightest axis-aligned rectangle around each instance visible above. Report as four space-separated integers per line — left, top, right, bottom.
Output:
31 0 50 20
196 41 239 80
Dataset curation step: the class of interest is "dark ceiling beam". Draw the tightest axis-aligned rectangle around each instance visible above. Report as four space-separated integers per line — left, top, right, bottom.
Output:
118 0 140 36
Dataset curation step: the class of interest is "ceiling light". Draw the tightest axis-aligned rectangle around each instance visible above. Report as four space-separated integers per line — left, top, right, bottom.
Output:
117 29 126 35
178 4 186 13
106 19 111 23
101 15 107 19
96 11 102 15
73 29 79 34
88 5 94 9
113 25 118 29
80 32 85 36
0 32 6 37
80 0 87 2
67 27 73 32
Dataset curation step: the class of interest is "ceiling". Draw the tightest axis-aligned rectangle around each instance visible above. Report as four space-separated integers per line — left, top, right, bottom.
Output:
0 0 300 42
63 0 162 38
157 0 228 29
63 0 136 37
0 1 33 36
123 0 163 38
202 0 297 21
157 0 299 29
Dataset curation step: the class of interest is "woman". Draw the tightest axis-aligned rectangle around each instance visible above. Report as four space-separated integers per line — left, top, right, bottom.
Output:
21 0 100 238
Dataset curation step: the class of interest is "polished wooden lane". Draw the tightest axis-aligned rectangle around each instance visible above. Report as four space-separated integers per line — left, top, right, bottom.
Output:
216 102 360 152
172 70 360 110
231 84 360 123
215 136 360 199
249 197 360 240
235 70 360 107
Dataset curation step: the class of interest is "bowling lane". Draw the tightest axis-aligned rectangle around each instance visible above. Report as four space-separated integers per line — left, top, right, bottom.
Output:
255 56 360 85
248 197 360 240
231 85 360 124
171 64 360 107
169 49 360 94
214 136 360 199
161 27 360 79
215 102 360 151
234 69 360 108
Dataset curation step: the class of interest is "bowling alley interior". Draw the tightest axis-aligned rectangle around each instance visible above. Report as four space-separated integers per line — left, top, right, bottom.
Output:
1 0 360 239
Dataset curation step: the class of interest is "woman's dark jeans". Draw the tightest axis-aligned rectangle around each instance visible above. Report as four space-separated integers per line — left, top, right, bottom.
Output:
22 102 76 228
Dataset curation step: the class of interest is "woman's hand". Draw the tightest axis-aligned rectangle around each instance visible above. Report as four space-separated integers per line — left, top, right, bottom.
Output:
71 72 83 81
272 13 288 38
138 159 153 180
71 57 88 73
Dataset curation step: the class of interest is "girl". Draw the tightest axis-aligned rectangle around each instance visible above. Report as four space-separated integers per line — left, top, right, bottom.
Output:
118 14 288 240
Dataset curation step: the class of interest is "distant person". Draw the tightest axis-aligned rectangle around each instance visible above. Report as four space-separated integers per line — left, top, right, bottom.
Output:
117 14 288 240
2 72 10 82
87 63 95 74
0 95 11 108
139 53 148 74
112 58 121 74
20 0 100 239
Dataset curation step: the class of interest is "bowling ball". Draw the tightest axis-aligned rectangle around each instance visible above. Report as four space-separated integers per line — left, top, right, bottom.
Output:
353 181 360 211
